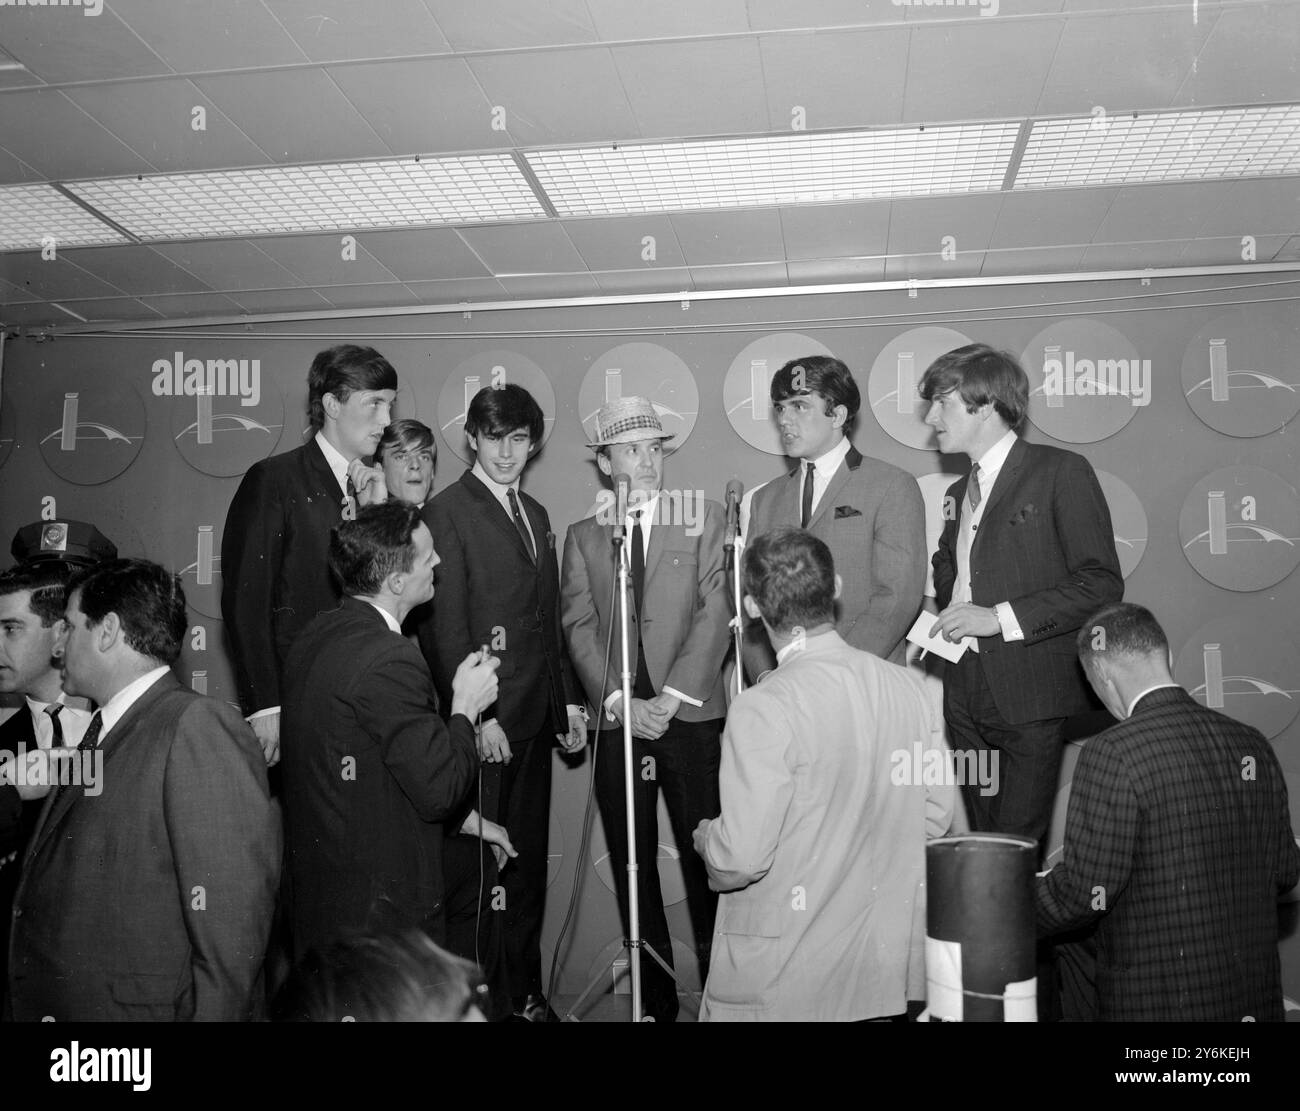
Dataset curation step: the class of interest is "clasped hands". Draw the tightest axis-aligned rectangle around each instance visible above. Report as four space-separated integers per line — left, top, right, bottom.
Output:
611 692 680 740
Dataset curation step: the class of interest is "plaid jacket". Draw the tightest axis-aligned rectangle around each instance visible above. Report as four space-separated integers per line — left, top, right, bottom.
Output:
1037 686 1300 1021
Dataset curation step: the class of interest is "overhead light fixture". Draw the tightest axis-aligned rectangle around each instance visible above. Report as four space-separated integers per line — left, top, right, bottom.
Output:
0 184 131 251
1015 104 1300 189
526 123 1021 216
63 155 548 241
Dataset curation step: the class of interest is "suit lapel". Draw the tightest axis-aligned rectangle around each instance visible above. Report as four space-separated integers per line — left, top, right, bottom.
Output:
303 436 346 506
461 470 534 566
808 445 860 530
978 436 1027 519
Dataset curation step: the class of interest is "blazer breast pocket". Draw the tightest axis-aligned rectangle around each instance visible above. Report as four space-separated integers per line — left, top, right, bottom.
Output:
833 505 862 520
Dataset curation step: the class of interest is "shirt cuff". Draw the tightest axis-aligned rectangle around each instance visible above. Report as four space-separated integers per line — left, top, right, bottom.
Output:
995 602 1025 641
247 706 280 722
565 704 587 721
602 691 622 722
661 685 702 708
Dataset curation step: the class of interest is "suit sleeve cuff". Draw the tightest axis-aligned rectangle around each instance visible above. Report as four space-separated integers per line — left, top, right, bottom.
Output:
995 602 1024 641
602 691 622 722
247 706 280 722
661 685 702 708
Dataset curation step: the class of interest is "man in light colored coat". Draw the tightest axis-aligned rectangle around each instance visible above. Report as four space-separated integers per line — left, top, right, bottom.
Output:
694 528 952 1021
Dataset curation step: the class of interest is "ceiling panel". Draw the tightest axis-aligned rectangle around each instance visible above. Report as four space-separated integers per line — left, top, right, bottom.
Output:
1197 177 1300 236
759 28 909 131
0 147 43 186
779 201 890 260
227 288 333 314
0 254 125 300
195 70 389 163
327 59 511 155
425 0 598 51
0 89 153 180
56 297 164 322
1079 239 1197 269
670 209 784 265
613 38 768 139
979 244 1087 276
1180 234 1292 265
1036 10 1220 116
561 215 687 270
0 301 76 327
267 0 452 62
0 5 170 83
137 291 244 317
457 223 587 274
1179 3 1300 107
987 186 1117 250
886 193 1004 255
403 277 509 303
315 283 425 309
0 277 38 302
904 19 1062 123
902 0 1065 18
468 48 640 145
496 273 601 297
355 227 492 281
745 0 909 31
152 240 304 290
885 251 984 279
246 233 399 286
689 262 789 289
585 0 751 40
66 79 272 174
111 0 306 72
1092 182 1240 243
786 257 886 284
592 267 694 294
58 245 213 295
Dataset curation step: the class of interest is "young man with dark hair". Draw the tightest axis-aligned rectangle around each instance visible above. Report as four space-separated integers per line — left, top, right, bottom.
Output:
8 559 279 1021
375 418 436 508
417 384 584 1021
693 527 952 1021
744 354 925 674
222 343 398 766
921 343 1123 851
1038 602 1300 1021
280 502 509 1014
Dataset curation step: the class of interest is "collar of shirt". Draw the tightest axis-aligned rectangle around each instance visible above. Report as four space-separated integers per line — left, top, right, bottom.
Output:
1125 682 1183 719
471 460 520 511
25 694 92 748
363 599 403 635
315 431 351 497
775 628 841 665
97 666 171 743
972 429 1018 490
805 434 852 480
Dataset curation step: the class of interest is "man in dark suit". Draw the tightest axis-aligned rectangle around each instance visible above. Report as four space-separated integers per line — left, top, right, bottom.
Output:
1038 602 1300 1021
417 384 585 1021
279 502 509 1013
221 344 398 767
7 559 279 1021
561 396 732 1022
744 356 925 673
922 343 1123 850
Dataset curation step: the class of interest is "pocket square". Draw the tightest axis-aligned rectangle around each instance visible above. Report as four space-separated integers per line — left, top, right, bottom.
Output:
1009 503 1037 525
834 505 862 519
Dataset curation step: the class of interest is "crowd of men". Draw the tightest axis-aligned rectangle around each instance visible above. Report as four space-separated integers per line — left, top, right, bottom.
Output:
0 342 1295 1023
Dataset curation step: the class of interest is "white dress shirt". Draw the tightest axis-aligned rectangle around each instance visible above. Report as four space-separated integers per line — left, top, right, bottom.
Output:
801 434 853 521
315 430 352 497
95 666 171 745
25 695 92 749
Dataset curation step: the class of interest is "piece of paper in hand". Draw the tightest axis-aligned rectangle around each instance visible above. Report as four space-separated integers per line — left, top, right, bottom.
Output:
907 612 968 663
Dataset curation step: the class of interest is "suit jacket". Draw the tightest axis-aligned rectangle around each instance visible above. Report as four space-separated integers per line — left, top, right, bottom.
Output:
281 597 480 957
8 674 279 1021
933 438 1123 725
698 631 953 1021
561 493 732 720
0 707 38 1007
1037 687 1300 1021
747 445 925 664
418 470 577 742
221 437 349 715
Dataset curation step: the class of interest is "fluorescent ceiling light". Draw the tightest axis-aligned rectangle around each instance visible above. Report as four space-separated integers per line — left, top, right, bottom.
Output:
527 123 1021 216
64 155 548 241
1015 105 1300 189
0 184 130 251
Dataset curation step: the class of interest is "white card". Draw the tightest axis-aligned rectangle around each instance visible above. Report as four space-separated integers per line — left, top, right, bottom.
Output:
907 611 968 663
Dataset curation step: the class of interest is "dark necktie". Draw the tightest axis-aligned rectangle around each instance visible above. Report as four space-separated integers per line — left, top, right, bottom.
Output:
968 462 982 512
507 489 536 563
44 703 64 747
49 709 102 807
629 513 654 699
800 461 816 528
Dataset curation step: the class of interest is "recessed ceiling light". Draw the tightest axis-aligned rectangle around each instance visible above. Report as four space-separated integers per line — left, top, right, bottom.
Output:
0 184 130 251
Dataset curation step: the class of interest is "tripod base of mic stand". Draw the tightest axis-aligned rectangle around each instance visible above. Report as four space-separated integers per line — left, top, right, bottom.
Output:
561 939 702 1022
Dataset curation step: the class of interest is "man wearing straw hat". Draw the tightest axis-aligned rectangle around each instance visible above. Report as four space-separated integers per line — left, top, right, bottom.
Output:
561 396 732 1022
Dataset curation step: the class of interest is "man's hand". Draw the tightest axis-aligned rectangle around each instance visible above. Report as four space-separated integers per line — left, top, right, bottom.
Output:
645 693 681 722
930 603 1000 643
461 809 518 871
691 818 711 857
611 696 670 740
476 719 512 765
347 458 388 506
450 652 500 722
249 712 281 767
557 709 587 754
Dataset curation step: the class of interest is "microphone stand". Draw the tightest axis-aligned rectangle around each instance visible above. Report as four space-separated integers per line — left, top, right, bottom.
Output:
725 512 745 701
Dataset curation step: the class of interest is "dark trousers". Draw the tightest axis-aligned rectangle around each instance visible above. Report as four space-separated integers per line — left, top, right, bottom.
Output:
594 716 722 1022
479 725 553 1005
442 830 510 1021
943 651 1065 856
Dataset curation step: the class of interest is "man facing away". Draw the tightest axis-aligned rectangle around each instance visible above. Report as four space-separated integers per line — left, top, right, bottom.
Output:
694 528 953 1021
561 396 732 1022
1038 602 1300 1022
744 355 925 675
8 559 279 1021
221 343 398 767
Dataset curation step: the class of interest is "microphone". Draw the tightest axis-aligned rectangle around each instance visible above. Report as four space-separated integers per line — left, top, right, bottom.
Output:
612 473 631 545
724 479 743 553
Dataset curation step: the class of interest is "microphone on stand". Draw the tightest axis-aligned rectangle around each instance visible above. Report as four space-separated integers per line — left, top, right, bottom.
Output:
724 478 743 569
612 473 631 546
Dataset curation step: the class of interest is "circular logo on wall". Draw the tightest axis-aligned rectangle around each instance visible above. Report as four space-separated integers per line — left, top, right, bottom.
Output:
1095 469 1149 580
436 351 556 464
162 355 285 477
1178 466 1300 591
722 333 834 455
155 486 240 620
590 793 688 907
1180 305 1300 438
0 398 18 472
37 377 146 485
1021 319 1150 443
1173 614 1300 740
178 612 242 715
578 343 699 451
867 327 974 451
